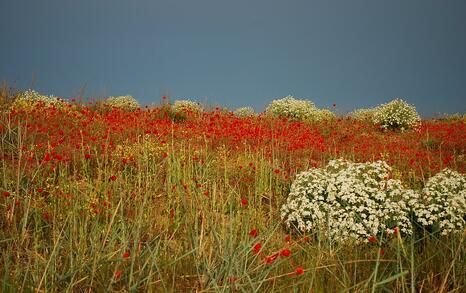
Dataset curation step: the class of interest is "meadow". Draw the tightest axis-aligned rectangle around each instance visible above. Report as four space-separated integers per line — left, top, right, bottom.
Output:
1 90 465 292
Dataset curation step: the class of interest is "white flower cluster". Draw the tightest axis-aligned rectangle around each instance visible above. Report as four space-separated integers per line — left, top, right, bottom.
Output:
348 108 378 122
265 95 318 121
172 99 203 114
281 159 419 243
415 169 466 235
12 90 63 110
105 95 140 111
372 99 421 130
437 113 466 122
314 109 337 121
234 106 255 118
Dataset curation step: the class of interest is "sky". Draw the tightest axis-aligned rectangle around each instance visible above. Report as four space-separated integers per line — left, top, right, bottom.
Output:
1 0 465 116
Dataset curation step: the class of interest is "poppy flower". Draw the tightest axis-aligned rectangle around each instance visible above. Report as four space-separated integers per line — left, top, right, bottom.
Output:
249 229 258 238
252 242 262 255
114 271 122 280
241 198 248 206
284 234 291 243
2 191 10 198
42 212 50 221
295 266 304 275
280 248 291 257
265 253 279 264
368 236 377 243
43 153 51 162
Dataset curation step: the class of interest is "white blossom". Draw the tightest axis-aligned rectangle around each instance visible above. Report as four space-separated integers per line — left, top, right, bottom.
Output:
105 95 140 111
172 99 203 114
414 169 466 235
281 159 419 243
233 106 255 118
372 99 421 130
265 95 318 121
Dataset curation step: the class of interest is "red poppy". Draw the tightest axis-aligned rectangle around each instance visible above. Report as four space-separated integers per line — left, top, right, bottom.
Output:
42 212 50 221
114 270 122 280
252 242 262 255
284 234 291 243
280 248 291 257
227 277 238 283
265 253 279 264
368 236 377 243
295 266 304 275
43 153 51 162
249 229 258 238
241 198 248 206
2 191 10 198
122 251 130 259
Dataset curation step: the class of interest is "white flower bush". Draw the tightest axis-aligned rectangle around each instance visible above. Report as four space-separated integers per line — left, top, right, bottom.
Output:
348 108 378 122
172 99 203 114
372 99 421 130
414 169 466 235
266 95 318 121
105 95 140 111
437 113 466 122
281 159 419 243
12 90 63 110
314 109 337 121
234 106 255 118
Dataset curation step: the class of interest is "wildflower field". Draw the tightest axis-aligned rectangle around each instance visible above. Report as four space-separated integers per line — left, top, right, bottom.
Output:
1 90 465 292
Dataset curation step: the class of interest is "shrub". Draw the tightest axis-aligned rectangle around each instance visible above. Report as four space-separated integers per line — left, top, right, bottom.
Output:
105 95 140 111
12 90 63 110
414 169 466 235
372 99 421 130
348 108 378 122
281 159 419 243
436 113 466 122
234 106 255 118
314 109 337 121
266 95 318 121
172 99 203 114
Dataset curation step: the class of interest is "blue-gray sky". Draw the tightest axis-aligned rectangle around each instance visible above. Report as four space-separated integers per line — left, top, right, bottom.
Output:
1 0 465 115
